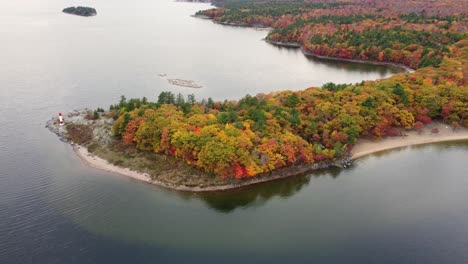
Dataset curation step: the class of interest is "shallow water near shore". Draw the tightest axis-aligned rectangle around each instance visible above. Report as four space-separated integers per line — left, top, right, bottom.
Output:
1 0 468 263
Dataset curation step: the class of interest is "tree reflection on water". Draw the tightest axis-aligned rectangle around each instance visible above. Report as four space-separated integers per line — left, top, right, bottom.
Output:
178 167 343 213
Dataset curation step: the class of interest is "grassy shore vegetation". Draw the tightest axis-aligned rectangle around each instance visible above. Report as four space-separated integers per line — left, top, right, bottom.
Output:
87 142 239 187
197 0 467 69
103 38 467 179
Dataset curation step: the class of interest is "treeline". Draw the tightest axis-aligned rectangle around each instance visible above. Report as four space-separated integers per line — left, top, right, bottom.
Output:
300 27 463 68
399 13 467 25
196 0 352 27
104 40 467 179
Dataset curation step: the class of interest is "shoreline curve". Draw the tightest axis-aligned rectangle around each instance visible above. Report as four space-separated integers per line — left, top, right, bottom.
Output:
73 123 468 192
351 125 468 160
263 39 414 73
73 144 342 192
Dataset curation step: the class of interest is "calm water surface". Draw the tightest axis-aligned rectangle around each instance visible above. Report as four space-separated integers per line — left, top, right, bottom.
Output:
1 0 467 263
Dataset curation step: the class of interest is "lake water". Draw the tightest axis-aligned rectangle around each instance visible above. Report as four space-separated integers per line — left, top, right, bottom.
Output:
1 0 467 263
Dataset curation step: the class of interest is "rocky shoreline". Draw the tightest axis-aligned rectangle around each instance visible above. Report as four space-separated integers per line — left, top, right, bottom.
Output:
214 21 270 29
264 39 301 48
45 109 114 145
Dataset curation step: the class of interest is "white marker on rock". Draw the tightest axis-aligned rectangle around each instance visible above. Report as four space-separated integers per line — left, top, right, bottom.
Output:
59 113 64 126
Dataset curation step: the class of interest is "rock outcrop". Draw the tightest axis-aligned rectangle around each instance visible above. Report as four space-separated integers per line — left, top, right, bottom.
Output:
62 6 97 17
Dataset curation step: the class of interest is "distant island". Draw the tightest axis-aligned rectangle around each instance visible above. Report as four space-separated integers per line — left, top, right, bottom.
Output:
168 79 203 88
62 6 97 17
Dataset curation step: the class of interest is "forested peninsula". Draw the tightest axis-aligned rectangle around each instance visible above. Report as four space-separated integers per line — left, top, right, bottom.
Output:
48 0 468 191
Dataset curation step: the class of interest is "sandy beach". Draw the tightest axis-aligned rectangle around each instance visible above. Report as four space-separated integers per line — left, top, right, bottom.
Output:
74 145 247 191
351 123 468 159
74 145 153 183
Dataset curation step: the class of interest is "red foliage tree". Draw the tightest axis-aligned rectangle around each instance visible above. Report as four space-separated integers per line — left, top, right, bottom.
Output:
122 119 143 145
441 103 454 123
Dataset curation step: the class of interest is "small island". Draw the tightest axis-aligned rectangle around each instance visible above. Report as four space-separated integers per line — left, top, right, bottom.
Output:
63 6 97 17
168 79 203 88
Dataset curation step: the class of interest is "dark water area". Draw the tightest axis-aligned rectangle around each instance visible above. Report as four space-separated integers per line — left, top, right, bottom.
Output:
1 0 468 263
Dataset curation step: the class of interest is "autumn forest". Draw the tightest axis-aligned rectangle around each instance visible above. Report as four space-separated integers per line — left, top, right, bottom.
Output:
106 0 467 179
198 0 467 69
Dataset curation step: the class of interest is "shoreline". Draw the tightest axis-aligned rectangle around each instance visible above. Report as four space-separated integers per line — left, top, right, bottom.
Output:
214 20 271 29
264 39 301 48
264 39 414 73
71 122 468 192
351 124 468 159
73 144 344 192
301 48 415 74
193 15 272 30
74 145 153 183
